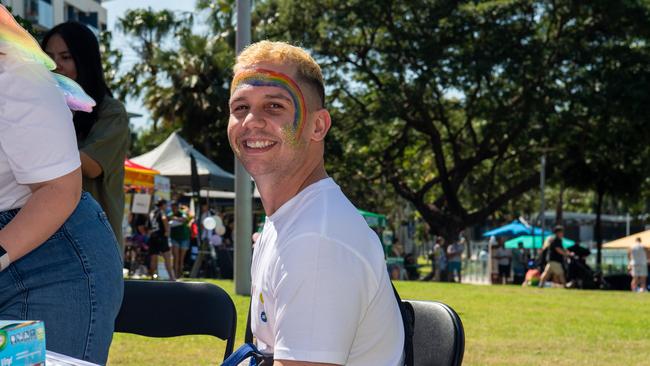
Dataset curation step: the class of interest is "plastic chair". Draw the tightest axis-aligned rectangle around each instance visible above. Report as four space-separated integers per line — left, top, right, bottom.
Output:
114 280 237 361
405 300 465 366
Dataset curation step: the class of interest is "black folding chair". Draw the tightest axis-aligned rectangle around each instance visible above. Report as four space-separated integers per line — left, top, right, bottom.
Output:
114 280 237 361
405 300 465 366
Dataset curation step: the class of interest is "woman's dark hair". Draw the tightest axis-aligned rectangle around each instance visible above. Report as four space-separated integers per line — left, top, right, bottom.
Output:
42 22 112 139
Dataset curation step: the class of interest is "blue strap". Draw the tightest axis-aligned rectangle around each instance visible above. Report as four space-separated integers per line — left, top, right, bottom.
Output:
221 343 264 366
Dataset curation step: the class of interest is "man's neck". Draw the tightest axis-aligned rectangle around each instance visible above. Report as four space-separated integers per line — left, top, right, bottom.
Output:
256 163 328 216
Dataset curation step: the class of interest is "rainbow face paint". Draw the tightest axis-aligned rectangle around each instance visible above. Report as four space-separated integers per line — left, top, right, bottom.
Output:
52 73 96 112
231 68 307 139
0 5 95 112
0 5 56 70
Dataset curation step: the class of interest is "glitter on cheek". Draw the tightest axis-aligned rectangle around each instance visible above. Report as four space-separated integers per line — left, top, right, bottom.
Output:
281 124 303 148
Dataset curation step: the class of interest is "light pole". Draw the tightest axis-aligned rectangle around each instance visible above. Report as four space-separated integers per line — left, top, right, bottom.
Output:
234 0 252 296
540 154 546 244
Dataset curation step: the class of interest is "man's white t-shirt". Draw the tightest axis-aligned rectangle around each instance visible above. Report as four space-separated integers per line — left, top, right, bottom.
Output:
251 178 404 365
0 51 80 211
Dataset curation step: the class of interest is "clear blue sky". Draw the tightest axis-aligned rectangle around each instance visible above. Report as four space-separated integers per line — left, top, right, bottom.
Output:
103 0 196 130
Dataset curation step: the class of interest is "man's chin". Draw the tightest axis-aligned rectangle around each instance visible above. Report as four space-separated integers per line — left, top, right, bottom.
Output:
238 161 273 178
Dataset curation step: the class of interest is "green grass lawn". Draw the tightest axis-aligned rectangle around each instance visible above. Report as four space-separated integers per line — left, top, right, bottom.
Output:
108 280 650 365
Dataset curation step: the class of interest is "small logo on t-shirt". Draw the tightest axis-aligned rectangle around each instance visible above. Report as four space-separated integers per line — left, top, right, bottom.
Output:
259 292 264 304
260 311 267 323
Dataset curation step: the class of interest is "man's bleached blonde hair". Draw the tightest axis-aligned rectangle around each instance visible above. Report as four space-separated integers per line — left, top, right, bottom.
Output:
233 40 325 108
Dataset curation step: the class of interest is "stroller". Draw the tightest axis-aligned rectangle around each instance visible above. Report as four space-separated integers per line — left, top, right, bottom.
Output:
565 254 605 289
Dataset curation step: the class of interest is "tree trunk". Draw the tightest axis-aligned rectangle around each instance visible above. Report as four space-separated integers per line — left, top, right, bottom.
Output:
594 186 605 270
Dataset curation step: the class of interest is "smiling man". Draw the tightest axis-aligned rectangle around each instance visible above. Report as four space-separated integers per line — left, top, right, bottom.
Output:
228 41 404 366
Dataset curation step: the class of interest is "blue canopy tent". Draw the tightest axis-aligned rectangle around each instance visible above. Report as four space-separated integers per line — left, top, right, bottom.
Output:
482 220 549 238
504 235 574 249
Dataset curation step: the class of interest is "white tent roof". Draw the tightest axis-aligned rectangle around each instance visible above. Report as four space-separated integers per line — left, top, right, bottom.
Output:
130 131 234 190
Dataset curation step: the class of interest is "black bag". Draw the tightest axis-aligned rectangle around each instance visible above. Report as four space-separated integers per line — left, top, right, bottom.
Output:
392 283 415 366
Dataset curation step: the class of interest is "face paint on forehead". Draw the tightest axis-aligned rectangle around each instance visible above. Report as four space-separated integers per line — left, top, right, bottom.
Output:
231 68 308 137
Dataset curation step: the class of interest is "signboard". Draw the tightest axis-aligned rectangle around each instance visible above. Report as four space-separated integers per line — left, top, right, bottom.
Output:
154 175 171 202
131 193 152 214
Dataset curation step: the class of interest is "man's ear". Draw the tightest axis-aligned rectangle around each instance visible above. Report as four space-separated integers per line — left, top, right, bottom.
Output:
311 109 331 142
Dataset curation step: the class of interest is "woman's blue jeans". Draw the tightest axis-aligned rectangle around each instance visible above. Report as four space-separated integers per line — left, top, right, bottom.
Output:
0 192 124 365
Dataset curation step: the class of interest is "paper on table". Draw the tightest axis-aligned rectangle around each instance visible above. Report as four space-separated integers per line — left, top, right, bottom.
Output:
46 351 100 366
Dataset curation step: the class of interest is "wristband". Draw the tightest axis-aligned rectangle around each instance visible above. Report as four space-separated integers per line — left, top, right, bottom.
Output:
0 242 10 271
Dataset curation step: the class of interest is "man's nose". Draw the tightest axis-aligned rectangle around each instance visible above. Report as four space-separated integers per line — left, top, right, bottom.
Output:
242 109 266 129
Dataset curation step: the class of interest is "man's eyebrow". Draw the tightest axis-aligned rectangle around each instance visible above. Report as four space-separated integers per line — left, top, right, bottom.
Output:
230 91 294 106
264 93 293 102
230 96 247 104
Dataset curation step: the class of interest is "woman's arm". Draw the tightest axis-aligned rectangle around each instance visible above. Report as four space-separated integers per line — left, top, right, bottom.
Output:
80 151 102 178
0 168 81 262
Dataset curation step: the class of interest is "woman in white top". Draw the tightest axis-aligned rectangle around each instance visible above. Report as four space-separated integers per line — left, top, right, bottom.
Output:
0 17 123 364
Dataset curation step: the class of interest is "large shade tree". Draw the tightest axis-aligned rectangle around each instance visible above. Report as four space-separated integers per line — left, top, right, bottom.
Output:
256 0 594 240
558 0 650 266
255 0 650 241
103 0 650 244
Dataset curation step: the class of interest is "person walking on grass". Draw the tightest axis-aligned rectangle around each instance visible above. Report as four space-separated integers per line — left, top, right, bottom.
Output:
539 226 568 287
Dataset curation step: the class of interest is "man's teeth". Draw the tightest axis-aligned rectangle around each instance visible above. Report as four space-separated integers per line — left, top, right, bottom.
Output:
246 140 274 148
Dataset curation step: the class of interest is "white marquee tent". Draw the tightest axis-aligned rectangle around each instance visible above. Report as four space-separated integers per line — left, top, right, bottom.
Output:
130 131 234 190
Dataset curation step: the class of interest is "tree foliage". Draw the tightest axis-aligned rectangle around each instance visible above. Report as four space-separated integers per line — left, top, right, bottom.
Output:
252 0 650 240
555 1 650 264
104 0 650 242
109 5 236 171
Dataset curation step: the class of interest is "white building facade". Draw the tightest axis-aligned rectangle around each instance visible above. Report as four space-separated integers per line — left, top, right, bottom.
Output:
4 0 107 32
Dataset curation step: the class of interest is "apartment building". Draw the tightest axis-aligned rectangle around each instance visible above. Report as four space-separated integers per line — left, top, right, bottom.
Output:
3 0 107 32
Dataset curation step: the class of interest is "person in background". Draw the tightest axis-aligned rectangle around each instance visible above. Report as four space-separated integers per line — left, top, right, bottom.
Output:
168 201 190 278
217 218 234 279
433 236 448 281
479 245 489 277
495 241 512 284
539 225 568 287
199 202 215 243
148 199 176 281
0 16 123 363
447 235 465 283
511 242 527 285
42 22 129 255
628 237 648 292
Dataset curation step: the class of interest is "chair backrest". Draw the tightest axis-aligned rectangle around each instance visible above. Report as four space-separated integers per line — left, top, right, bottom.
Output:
115 280 237 360
405 300 465 366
